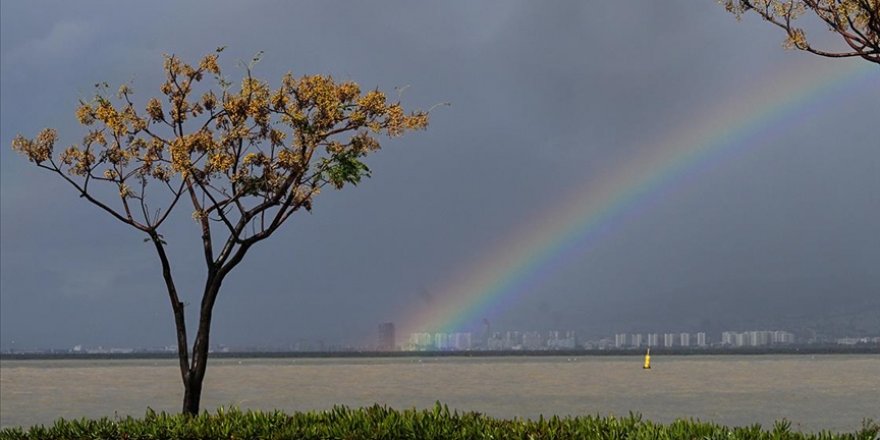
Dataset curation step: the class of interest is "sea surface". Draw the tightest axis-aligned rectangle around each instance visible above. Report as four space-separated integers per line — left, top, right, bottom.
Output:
1 354 878 432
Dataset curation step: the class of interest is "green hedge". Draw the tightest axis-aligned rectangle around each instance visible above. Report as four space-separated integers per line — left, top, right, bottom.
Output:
1 404 877 440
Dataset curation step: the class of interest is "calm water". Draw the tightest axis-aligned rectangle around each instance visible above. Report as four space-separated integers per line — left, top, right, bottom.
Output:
1 355 878 432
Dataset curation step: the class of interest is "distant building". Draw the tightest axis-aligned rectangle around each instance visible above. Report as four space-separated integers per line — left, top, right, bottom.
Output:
504 331 522 350
615 333 627 348
836 336 880 345
679 333 690 347
487 332 505 350
771 331 795 344
721 330 795 347
408 332 433 350
748 331 769 346
378 322 396 351
481 319 491 349
631 333 643 347
721 331 736 346
522 331 544 350
547 331 577 350
663 333 675 347
434 332 449 350
403 332 473 351
696 332 707 346
647 333 659 347
450 332 472 350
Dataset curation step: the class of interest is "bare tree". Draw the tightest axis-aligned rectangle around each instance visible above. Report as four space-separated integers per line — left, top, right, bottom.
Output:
722 0 879 64
11 49 429 415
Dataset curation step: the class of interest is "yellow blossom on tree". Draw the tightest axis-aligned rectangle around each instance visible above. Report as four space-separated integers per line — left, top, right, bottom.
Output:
76 103 96 125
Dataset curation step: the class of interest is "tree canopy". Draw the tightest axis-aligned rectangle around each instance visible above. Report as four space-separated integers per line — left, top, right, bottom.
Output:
722 0 879 64
13 48 428 241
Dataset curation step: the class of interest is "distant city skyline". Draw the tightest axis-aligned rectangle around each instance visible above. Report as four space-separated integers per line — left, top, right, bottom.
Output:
6 327 880 355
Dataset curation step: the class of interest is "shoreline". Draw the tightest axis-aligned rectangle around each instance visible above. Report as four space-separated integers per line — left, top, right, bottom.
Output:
2 345 877 361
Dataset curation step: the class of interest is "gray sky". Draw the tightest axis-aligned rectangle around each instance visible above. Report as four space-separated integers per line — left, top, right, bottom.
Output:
1 1 878 350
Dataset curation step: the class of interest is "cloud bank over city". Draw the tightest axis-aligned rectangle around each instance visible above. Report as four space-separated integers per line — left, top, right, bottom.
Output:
1 1 878 350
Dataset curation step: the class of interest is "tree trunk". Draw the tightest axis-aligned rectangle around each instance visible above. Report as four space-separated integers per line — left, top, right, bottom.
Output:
180 276 222 416
154 228 246 416
182 373 203 415
181 333 210 416
150 234 198 416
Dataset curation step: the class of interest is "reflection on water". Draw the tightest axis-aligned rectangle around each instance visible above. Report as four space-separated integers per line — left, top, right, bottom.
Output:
1 355 878 432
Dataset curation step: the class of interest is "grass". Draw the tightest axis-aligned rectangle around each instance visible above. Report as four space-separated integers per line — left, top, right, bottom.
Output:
1 403 877 440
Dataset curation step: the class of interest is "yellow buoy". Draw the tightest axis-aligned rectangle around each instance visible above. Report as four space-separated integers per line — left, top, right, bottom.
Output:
643 347 651 369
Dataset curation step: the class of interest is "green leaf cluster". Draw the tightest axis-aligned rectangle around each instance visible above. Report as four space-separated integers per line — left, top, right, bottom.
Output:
322 149 371 189
1 403 877 440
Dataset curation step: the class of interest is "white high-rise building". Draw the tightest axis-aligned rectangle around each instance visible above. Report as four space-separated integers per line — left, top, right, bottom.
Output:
721 330 795 348
522 331 543 350
504 331 522 350
647 333 659 347
487 332 504 350
748 331 770 346
771 331 795 344
679 333 690 347
721 331 736 346
696 332 707 347
547 331 577 349
449 332 472 350
615 333 627 348
408 332 433 350
663 333 675 347
631 334 643 347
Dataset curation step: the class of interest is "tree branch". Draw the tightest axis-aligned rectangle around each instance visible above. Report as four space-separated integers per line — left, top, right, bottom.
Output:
148 230 190 385
185 178 214 269
38 160 149 231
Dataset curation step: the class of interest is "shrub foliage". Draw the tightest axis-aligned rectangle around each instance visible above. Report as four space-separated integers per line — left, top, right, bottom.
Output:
1 404 877 440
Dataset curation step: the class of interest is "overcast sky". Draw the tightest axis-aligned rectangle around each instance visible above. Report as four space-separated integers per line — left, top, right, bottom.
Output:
1 1 878 350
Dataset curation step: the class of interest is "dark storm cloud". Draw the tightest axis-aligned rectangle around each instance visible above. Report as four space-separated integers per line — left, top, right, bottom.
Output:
1 1 877 350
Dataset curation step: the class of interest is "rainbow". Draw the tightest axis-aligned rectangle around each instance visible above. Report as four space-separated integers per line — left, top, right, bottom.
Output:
400 59 877 337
